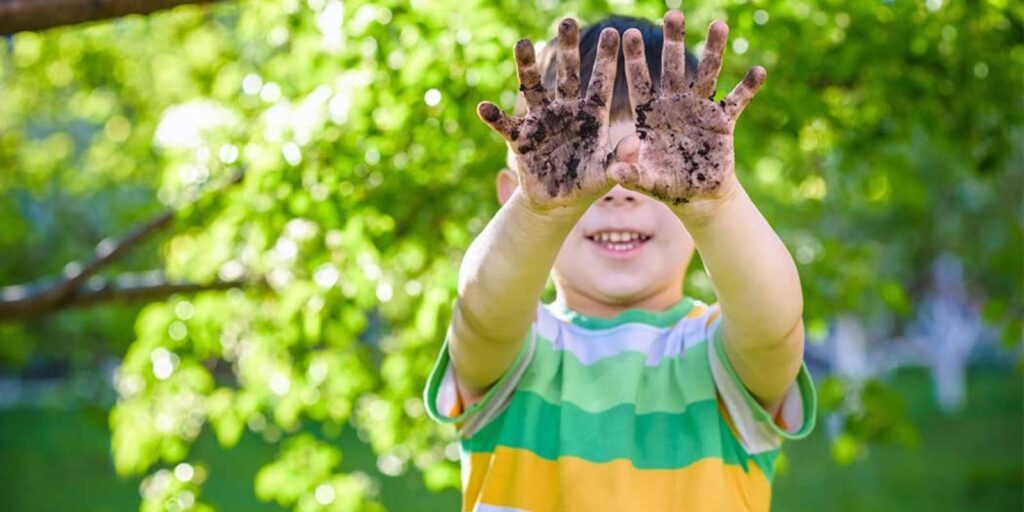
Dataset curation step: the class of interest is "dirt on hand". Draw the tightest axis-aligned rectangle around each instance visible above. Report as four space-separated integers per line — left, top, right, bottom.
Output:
616 14 766 206
476 21 621 211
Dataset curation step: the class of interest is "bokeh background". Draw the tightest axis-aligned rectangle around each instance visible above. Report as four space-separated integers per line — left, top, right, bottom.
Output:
0 0 1021 510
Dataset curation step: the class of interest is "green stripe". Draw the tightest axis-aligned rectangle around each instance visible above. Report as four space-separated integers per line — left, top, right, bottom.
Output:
463 390 780 479
711 322 818 440
547 297 695 329
518 337 717 415
422 324 534 425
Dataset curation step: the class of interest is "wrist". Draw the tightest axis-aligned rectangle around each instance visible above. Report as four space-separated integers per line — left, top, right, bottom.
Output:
671 174 743 227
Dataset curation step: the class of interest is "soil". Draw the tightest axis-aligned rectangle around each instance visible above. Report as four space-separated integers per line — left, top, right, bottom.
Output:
514 99 604 198
630 93 733 205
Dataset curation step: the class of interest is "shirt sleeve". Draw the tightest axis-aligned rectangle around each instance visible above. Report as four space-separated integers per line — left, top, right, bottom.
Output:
705 310 817 454
422 302 540 438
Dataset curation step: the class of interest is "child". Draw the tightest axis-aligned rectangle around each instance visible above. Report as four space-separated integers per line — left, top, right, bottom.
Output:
424 9 816 512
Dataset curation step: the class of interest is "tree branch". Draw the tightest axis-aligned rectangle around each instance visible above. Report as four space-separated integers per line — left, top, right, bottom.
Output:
0 270 255 319
75 271 249 308
0 170 245 319
0 0 222 35
30 210 175 312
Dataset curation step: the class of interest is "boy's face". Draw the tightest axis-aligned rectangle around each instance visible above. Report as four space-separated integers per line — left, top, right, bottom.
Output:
501 119 696 307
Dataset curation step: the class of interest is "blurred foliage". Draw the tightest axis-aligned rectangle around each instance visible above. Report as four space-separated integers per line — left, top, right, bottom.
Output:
817 376 919 464
0 0 1021 509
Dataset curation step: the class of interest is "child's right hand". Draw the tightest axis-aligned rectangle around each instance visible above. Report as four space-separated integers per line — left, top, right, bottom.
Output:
477 20 620 213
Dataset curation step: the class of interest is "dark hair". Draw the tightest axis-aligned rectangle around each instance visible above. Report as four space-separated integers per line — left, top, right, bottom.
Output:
537 15 700 121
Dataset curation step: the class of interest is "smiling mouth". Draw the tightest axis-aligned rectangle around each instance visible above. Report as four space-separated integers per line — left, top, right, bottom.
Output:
585 230 652 254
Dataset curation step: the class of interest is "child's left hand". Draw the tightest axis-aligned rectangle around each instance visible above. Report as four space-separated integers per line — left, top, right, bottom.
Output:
609 11 766 209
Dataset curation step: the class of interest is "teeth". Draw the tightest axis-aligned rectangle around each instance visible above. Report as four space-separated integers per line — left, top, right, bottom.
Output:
591 231 648 243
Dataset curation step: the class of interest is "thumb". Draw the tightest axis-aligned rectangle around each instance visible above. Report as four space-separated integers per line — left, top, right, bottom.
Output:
612 133 641 164
608 162 641 187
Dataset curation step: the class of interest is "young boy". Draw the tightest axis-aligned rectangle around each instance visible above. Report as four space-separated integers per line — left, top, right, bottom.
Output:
424 10 816 512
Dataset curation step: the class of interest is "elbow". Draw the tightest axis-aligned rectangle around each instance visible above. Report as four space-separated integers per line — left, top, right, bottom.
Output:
759 318 807 391
728 299 804 353
452 298 520 348
767 292 804 351
730 315 805 357
777 318 805 353
758 317 806 364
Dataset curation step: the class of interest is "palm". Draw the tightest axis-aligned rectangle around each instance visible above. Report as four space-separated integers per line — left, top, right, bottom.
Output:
509 98 610 206
634 92 736 205
613 12 766 206
476 20 621 211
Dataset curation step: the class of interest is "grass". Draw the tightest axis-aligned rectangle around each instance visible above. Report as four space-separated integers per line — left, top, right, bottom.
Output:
772 366 1022 511
0 366 1019 511
0 406 459 511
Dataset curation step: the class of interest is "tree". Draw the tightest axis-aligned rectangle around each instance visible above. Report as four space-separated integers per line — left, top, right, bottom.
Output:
0 0 220 34
1 0 1020 509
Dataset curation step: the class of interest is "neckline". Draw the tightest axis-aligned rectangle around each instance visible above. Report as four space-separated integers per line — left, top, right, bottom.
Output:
547 296 695 329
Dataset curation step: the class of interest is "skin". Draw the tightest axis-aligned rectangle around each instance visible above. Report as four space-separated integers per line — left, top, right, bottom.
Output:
610 17 766 205
477 19 619 210
499 119 696 318
452 11 804 412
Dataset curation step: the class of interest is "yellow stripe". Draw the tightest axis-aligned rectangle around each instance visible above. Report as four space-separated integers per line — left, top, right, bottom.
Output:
685 303 708 319
462 452 488 512
464 447 772 512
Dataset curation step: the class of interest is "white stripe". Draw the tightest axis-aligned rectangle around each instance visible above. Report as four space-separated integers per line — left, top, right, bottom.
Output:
432 303 719 436
474 504 530 512
536 303 712 366
435 365 459 419
431 304 545 436
460 324 537 437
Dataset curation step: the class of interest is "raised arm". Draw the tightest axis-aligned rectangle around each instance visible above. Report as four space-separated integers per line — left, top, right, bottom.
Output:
451 22 620 398
678 184 804 409
611 12 803 408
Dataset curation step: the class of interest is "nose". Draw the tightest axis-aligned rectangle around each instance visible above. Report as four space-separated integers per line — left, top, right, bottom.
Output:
599 184 643 207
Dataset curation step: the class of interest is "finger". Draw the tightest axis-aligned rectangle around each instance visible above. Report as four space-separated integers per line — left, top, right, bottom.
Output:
693 20 728 100
585 27 620 108
477 101 522 141
623 28 655 110
556 18 581 100
721 66 767 120
608 162 642 188
661 10 688 95
515 39 550 111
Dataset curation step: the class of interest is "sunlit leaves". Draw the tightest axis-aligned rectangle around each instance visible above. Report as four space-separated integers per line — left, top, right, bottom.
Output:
139 463 214 512
254 434 384 511
1 0 1021 509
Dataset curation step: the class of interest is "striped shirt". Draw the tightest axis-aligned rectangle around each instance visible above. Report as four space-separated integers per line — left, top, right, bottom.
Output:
424 297 816 512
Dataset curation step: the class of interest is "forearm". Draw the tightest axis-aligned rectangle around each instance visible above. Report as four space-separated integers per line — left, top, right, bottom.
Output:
674 177 804 404
452 189 583 388
675 177 803 348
